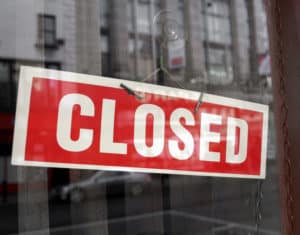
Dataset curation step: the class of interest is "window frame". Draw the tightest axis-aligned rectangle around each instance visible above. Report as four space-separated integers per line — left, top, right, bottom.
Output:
37 14 57 48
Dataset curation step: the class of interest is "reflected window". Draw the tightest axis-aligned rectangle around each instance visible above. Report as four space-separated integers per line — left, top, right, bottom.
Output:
207 15 231 44
37 14 56 47
101 33 112 76
139 37 152 57
127 0 134 32
46 63 60 70
0 63 9 83
100 0 111 76
206 0 229 16
128 0 158 79
207 46 233 82
101 34 109 53
204 0 233 82
100 0 109 28
137 0 151 34
0 62 11 111
205 0 231 44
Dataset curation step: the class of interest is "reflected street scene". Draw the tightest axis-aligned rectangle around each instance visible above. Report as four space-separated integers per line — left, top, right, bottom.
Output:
50 171 152 202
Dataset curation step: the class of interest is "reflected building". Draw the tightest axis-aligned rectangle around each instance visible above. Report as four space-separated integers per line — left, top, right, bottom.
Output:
0 0 102 215
100 0 270 95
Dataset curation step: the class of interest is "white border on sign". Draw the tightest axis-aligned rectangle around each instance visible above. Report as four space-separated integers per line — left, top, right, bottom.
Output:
11 66 269 179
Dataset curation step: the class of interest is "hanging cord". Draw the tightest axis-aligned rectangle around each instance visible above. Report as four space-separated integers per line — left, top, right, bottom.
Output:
273 0 295 234
254 180 263 235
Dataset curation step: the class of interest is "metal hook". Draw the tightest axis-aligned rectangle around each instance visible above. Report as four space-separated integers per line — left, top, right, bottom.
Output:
194 92 204 114
120 83 143 100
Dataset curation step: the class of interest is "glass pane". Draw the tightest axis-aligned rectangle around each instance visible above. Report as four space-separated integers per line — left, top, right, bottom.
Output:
139 37 151 56
137 1 150 33
0 0 282 235
100 0 109 28
207 0 229 16
207 15 231 44
207 46 233 82
127 0 134 32
45 31 55 45
101 53 111 76
128 37 134 54
46 64 60 70
208 47 226 65
44 16 55 31
0 62 9 82
101 34 109 53
154 1 161 36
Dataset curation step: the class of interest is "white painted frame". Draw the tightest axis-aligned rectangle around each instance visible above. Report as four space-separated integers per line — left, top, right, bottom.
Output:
12 66 269 179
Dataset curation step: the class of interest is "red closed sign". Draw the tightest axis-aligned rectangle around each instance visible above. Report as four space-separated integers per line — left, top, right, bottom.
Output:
12 67 268 178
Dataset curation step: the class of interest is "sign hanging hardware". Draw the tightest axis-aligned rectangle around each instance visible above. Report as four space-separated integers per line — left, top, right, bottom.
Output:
194 92 204 114
120 83 143 100
121 9 203 113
